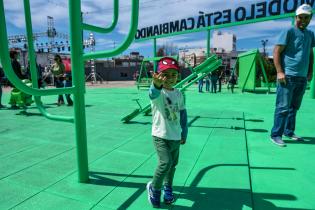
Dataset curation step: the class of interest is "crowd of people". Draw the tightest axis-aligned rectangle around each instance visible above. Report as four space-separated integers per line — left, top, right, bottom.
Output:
0 52 73 109
198 69 237 94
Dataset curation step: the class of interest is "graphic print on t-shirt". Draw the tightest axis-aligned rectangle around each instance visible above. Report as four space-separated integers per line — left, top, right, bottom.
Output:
164 96 179 122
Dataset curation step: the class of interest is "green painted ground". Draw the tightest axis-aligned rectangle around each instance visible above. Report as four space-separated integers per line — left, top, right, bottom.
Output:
0 85 314 210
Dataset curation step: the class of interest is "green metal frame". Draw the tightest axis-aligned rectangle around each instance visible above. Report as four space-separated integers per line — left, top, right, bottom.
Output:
0 0 139 183
181 58 195 73
136 55 178 89
238 49 270 93
136 60 150 89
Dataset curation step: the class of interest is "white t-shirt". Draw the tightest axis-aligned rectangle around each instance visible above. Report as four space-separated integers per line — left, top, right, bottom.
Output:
151 88 185 140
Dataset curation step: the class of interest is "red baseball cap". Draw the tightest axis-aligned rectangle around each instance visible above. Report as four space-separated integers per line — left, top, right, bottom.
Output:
157 57 180 73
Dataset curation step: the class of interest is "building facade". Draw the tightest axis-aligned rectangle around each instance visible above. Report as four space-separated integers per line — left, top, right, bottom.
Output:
212 31 236 53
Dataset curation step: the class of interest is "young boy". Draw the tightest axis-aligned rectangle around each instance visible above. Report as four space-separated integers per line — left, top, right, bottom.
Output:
147 57 188 208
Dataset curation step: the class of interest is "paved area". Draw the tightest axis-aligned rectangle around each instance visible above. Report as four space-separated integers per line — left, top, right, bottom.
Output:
0 84 314 209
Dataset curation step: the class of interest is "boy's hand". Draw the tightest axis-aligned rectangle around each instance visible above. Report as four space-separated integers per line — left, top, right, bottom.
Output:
152 72 166 88
180 139 186 145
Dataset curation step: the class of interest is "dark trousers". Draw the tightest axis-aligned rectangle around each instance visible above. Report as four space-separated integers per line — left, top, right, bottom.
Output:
152 136 181 190
271 76 307 137
211 78 217 93
55 79 64 103
64 80 73 105
198 80 203 92
218 78 222 92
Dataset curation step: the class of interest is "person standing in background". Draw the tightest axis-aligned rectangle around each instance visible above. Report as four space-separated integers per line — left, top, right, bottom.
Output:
52 54 65 106
270 4 315 147
63 58 73 106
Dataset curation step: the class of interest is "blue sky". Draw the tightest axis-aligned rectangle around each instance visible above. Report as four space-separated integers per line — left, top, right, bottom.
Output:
3 0 315 58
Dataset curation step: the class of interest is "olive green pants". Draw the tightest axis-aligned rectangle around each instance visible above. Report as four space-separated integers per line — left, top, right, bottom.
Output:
152 136 181 190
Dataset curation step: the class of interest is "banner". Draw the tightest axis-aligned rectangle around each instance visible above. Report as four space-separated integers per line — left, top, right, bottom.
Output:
135 0 314 40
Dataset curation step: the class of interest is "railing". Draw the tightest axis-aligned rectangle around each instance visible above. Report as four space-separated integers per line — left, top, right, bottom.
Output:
0 0 139 182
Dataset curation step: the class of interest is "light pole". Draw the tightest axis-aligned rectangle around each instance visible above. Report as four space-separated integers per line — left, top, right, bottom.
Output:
85 33 103 84
261 39 268 57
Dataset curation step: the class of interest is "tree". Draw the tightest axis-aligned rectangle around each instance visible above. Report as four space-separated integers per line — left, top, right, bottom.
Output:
157 48 165 57
157 42 178 56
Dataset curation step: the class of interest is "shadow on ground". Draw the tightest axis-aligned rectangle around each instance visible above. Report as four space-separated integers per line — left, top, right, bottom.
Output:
88 164 303 210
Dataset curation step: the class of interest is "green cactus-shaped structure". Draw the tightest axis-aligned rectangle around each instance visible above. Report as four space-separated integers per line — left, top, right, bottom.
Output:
0 0 139 182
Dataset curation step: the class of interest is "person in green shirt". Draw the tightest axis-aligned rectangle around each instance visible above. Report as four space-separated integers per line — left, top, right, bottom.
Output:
52 54 65 105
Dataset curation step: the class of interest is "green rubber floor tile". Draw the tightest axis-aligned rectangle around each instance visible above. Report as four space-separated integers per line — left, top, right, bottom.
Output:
0 143 73 179
185 164 250 189
95 181 148 210
1 86 314 209
5 149 77 190
12 191 93 210
173 187 252 210
0 180 38 209
116 138 155 156
95 156 175 209
46 172 122 204
0 138 44 159
91 150 150 173
87 146 116 163
250 169 315 209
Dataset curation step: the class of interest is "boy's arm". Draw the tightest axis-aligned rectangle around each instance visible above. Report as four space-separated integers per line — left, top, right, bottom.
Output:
180 109 188 144
149 83 162 100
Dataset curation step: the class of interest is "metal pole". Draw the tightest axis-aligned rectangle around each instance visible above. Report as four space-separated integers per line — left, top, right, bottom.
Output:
69 0 89 183
207 29 211 58
153 38 157 72
310 48 315 99
90 33 96 84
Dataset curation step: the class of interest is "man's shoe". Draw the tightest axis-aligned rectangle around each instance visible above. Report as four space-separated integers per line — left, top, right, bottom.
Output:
270 136 286 147
163 185 175 204
146 181 161 208
285 134 304 141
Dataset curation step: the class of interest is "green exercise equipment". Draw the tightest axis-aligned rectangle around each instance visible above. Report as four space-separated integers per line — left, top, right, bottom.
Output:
237 49 270 93
9 79 33 107
0 0 139 182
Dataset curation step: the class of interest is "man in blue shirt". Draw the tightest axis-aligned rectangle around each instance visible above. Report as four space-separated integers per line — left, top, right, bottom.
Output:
270 4 315 147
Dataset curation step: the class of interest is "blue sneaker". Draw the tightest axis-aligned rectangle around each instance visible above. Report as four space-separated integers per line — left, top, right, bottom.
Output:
270 136 286 147
163 185 175 204
146 181 161 208
284 134 304 141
